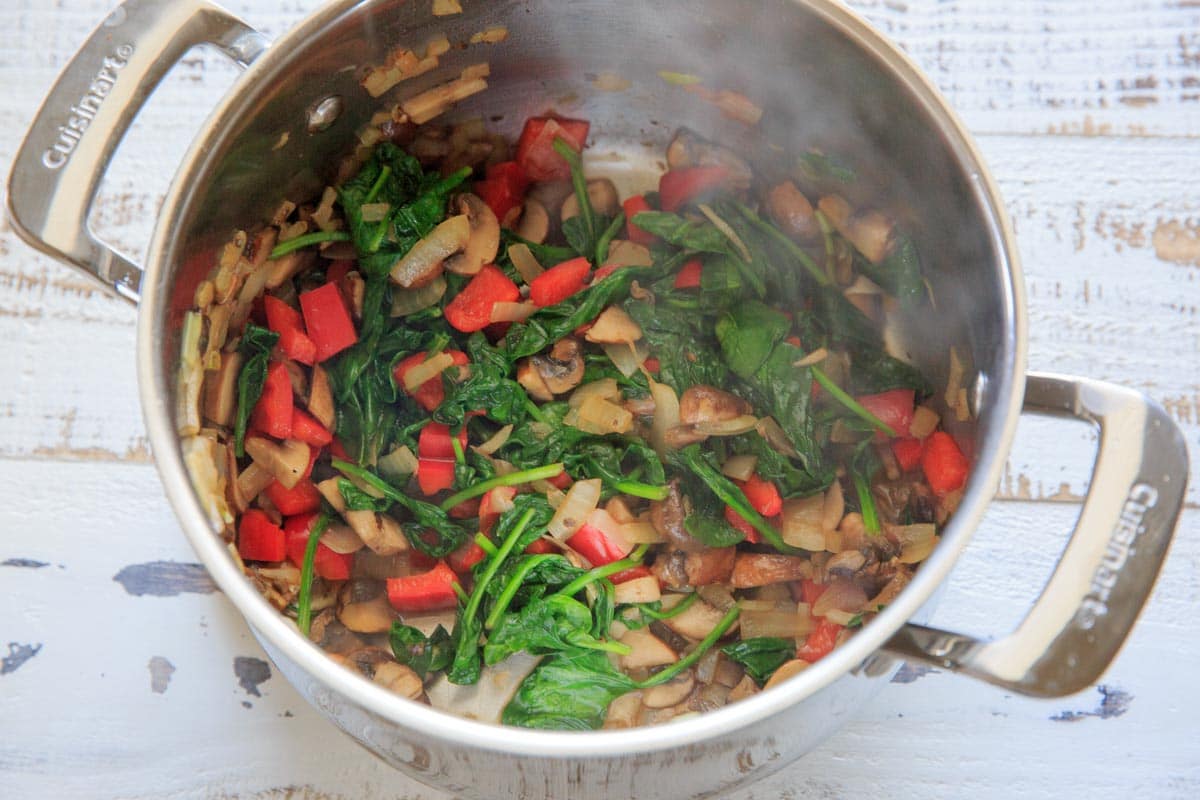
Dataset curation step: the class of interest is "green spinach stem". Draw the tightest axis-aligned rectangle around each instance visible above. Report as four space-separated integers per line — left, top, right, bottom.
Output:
612 480 670 501
554 544 649 599
636 603 741 688
439 463 565 511
811 366 897 436
269 230 351 259
296 512 332 637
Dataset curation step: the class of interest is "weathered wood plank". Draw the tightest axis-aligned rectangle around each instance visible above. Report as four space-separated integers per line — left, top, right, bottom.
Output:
0 456 1194 798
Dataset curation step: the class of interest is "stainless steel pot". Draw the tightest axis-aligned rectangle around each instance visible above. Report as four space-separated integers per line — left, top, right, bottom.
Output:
8 1 1189 797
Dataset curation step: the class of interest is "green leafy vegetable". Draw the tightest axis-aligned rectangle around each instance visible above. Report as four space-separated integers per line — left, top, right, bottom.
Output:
296 512 332 637
721 637 795 686
672 446 796 553
715 301 792 380
501 648 638 730
233 324 280 457
389 623 453 678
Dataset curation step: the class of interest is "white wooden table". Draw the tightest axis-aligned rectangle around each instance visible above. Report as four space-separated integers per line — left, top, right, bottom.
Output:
2 1 1198 797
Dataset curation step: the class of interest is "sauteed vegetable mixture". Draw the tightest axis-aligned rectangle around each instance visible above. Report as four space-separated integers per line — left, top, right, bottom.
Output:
181 113 970 730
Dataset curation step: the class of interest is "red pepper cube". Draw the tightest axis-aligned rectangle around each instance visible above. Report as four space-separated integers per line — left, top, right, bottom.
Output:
739 474 783 517
263 295 317 366
673 258 704 289
283 513 353 581
855 388 916 440
386 561 461 613
524 538 557 555
418 422 468 461
264 478 322 516
723 505 761 544
892 437 925 472
797 618 843 663
515 116 590 182
565 511 633 568
299 282 358 361
444 265 521 333
798 578 828 606
608 565 654 586
658 166 730 213
290 407 333 448
252 362 294 439
529 256 591 308
238 509 287 562
447 539 488 574
921 431 969 496
393 349 469 412
622 194 657 246
417 458 456 496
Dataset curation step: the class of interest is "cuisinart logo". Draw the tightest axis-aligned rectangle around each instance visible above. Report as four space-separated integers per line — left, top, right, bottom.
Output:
41 44 134 170
1077 483 1158 630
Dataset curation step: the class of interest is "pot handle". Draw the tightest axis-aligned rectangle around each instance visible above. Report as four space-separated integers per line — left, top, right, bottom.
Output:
883 372 1188 697
5 0 268 303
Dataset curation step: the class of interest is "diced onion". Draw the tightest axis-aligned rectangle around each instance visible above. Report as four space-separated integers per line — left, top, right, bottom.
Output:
360 202 391 222
569 378 620 408
572 395 634 435
474 424 513 456
401 351 455 391
694 414 758 437
812 578 867 618
909 405 939 438
508 243 544 283
489 301 537 323
547 478 601 540
603 340 648 378
781 495 825 551
822 481 844 533
793 347 828 368
899 535 939 564
755 416 800 459
946 346 965 411
544 487 566 510
721 454 759 481
321 524 365 554
378 444 418 480
649 379 681 454
620 521 665 544
390 275 447 316
740 608 814 639
892 523 936 547
823 609 859 626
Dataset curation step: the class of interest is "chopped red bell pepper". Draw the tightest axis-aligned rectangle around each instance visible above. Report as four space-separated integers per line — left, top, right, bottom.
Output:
723 505 761 544
524 537 557 555
673 258 704 289
444 264 521 333
324 259 354 287
739 474 783 517
393 349 469 412
252 362 294 439
608 565 654 586
418 422 468 461
643 357 661 374
448 497 481 520
475 161 529 223
263 295 317 366
622 195 657 246
289 407 332 448
798 578 827 606
238 509 287 562
386 561 461 613
921 431 969 496
515 116 590 182
448 539 488 574
892 437 925 472
591 263 624 283
545 471 573 490
329 437 350 462
855 388 915 439
488 160 531 194
299 282 358 361
797 618 843 662
283 512 353 581
264 478 322 516
658 166 730 213
566 521 633 568
529 256 591 307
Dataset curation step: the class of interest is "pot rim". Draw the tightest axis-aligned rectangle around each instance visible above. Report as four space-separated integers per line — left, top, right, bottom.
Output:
138 0 1027 758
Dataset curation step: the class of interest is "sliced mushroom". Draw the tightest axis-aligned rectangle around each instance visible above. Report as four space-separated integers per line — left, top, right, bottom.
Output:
602 691 643 729
650 482 706 553
561 178 620 221
665 128 753 189
308 365 335 430
390 214 471 287
309 609 365 654
816 195 895 265
683 546 737 587
373 661 426 701
515 198 550 243
730 553 814 588
825 549 867 578
527 180 573 220
642 671 695 709
265 249 316 290
202 350 243 427
344 510 409 556
727 674 760 703
763 659 808 690
679 385 752 426
529 337 585 395
651 550 690 590
244 437 310 489
231 461 275 514
516 358 554 402
337 580 395 633
584 306 643 345
660 594 737 641
613 574 662 605
765 180 818 241
444 193 499 276
345 646 394 678
618 628 678 670
602 239 652 269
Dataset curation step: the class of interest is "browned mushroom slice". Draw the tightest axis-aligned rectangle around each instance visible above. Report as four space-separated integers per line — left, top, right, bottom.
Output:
244 437 310 489
337 580 395 634
344 510 408 556
730 553 814 588
660 594 737 641
618 628 678 670
309 608 365 654
642 671 695 709
650 481 706 553
444 193 499 276
679 385 752 426
202 350 242 427
307 364 335 431
651 549 690 591
683 546 737 586
373 661 426 701
561 178 620 221
516 358 554 402
529 337 585 395
515 198 550 244
665 128 753 189
765 180 818 241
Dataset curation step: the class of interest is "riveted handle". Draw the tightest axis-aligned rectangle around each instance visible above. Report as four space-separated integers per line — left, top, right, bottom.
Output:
5 0 268 303
884 372 1188 697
